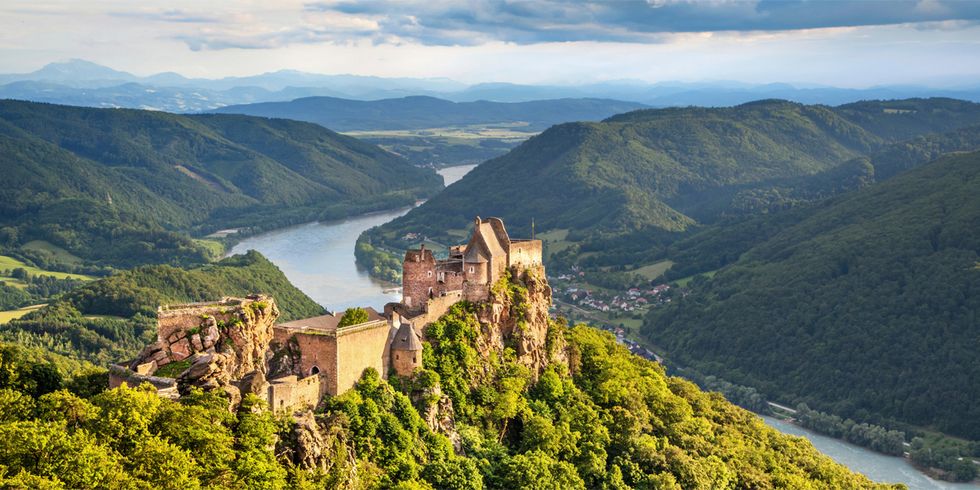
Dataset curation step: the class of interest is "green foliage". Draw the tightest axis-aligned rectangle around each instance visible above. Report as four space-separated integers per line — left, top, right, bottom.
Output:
361 99 980 265
338 307 371 328
0 99 442 268
416 296 898 489
0 250 324 364
645 150 980 441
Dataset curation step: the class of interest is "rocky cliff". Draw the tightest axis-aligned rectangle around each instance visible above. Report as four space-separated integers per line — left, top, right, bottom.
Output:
126 295 280 403
477 266 566 379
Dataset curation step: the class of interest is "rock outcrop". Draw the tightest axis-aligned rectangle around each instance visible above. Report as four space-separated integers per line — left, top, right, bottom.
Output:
476 266 566 380
132 295 279 381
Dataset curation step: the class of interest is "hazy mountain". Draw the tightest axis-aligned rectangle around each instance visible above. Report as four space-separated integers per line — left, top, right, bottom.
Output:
209 95 649 131
3 60 980 113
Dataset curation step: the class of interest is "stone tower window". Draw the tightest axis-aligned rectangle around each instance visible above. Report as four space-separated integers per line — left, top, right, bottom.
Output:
310 366 320 375
469 266 475 273
427 270 432 278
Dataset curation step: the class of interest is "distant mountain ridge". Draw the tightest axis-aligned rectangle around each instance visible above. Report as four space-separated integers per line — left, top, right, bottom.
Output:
3 59 980 113
209 95 649 131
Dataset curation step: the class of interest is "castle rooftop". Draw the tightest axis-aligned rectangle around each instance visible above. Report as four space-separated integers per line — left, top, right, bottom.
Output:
277 307 385 335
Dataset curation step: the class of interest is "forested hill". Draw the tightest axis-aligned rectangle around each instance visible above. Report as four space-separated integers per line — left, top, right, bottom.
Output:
0 99 442 266
360 99 980 249
210 95 648 131
644 150 980 440
0 250 325 364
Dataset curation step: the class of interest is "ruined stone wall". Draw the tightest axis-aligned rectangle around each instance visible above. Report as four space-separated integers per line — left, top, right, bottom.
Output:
403 290 463 333
509 240 543 270
335 321 393 394
267 374 321 413
135 296 278 379
392 348 421 376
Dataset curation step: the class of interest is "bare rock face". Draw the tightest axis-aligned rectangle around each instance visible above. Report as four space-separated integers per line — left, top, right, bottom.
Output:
292 411 328 471
425 393 463 454
177 352 235 393
477 266 566 380
135 295 280 381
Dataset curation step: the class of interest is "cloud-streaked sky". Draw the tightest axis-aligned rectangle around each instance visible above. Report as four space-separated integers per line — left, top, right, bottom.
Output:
2 0 980 87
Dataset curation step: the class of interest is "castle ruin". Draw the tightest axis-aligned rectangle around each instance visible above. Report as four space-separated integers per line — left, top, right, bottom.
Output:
111 216 543 413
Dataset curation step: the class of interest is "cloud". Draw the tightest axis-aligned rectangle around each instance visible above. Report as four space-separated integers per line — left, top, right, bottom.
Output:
110 9 221 24
297 0 980 46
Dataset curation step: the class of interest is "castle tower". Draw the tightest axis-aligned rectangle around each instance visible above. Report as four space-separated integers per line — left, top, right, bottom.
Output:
391 321 423 376
402 244 436 312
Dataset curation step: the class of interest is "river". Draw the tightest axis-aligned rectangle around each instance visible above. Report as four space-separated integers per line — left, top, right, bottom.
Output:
228 164 476 312
761 417 976 489
229 162 976 489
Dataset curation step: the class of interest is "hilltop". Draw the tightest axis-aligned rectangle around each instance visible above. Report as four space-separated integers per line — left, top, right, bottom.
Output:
0 100 442 267
0 245 901 489
359 98 980 275
644 150 980 440
0 250 324 365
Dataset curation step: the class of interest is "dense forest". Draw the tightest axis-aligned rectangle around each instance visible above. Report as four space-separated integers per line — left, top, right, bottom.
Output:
0 296 902 489
0 251 324 364
360 98 980 263
0 100 442 268
643 151 980 441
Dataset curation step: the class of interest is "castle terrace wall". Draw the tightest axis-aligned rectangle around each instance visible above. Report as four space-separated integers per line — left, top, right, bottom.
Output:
402 290 464 333
267 374 321 413
335 320 393 394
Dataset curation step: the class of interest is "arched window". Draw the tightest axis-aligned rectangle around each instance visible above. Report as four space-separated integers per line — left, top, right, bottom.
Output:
310 366 320 375
395 354 400 360
469 266 475 273
427 270 432 278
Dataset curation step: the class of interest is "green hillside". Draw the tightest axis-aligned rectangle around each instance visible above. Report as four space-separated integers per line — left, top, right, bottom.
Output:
359 99 980 272
0 320 900 489
643 151 980 440
0 250 324 364
0 100 442 267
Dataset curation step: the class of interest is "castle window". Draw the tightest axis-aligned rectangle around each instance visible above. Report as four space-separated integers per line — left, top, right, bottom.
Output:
395 354 400 360
469 266 475 273
310 366 320 375
427 271 432 278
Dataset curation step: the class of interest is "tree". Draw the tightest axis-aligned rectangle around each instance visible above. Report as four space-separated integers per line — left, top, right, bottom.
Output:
338 307 370 328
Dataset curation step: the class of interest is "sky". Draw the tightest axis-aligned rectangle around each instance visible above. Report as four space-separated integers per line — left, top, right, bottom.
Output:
2 0 980 87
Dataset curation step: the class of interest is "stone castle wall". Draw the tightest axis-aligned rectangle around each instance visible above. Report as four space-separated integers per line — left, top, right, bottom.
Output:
290 333 338 395
509 240 543 269
268 375 321 413
334 320 394 394
402 249 436 312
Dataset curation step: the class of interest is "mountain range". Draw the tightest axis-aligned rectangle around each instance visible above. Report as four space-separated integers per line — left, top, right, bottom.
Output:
360 98 980 253
209 96 648 132
4 59 980 113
